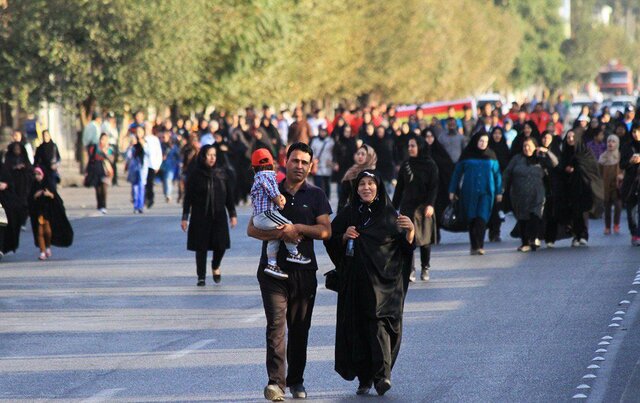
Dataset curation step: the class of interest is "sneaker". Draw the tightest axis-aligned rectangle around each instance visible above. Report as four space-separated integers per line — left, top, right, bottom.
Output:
38 252 47 261
571 239 580 247
289 383 306 399
614 224 620 234
374 378 391 396
604 228 611 235
534 238 541 248
409 268 416 282
477 248 486 255
546 242 555 248
264 384 285 402
579 238 588 246
99 208 107 215
264 264 289 279
197 279 205 287
421 267 430 281
286 252 311 265
356 381 372 395
517 245 531 252
45 248 52 258
470 249 481 256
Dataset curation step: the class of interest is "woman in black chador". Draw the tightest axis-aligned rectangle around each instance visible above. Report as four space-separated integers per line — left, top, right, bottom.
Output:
0 164 24 256
392 136 438 282
181 145 237 286
28 167 73 260
4 140 33 227
325 170 415 396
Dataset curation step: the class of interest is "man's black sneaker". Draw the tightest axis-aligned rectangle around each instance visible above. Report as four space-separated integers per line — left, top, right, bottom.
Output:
264 264 289 279
286 252 311 265
197 279 205 286
289 383 307 399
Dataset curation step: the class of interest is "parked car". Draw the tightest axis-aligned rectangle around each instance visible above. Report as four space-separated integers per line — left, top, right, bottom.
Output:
476 93 509 115
567 95 595 124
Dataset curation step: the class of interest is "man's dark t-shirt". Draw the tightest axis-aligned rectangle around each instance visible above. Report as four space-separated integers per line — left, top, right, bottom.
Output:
259 180 332 271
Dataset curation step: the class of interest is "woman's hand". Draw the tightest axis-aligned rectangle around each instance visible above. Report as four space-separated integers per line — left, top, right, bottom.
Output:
34 190 43 199
396 215 414 232
449 192 457 201
181 220 188 232
0 182 7 191
424 205 434 218
44 190 54 199
229 216 237 228
565 165 574 173
342 226 360 242
496 195 503 202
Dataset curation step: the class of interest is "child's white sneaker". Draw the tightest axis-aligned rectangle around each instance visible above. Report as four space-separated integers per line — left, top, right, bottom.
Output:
286 252 311 265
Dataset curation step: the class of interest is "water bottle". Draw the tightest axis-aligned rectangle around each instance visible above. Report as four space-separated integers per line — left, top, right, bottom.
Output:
346 239 355 257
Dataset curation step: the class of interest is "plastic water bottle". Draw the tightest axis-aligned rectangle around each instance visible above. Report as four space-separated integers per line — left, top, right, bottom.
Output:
346 239 355 257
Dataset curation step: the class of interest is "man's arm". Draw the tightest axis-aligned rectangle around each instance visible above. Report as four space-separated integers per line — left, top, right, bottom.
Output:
294 214 331 241
247 216 300 243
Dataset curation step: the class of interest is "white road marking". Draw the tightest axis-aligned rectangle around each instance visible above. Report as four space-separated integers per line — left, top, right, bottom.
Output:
587 364 600 369
576 384 590 389
573 393 588 398
612 317 623 321
614 311 626 315
582 374 596 379
598 341 610 346
619 300 631 304
80 388 125 403
592 356 605 361
601 336 613 340
628 290 638 294
165 339 216 360
608 323 621 328
595 349 607 353
240 312 265 323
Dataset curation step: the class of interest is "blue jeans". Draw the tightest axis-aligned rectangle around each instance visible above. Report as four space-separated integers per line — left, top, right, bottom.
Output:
162 170 175 199
132 182 145 210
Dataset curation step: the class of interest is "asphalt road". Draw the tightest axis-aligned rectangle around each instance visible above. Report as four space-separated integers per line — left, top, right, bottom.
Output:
0 184 639 402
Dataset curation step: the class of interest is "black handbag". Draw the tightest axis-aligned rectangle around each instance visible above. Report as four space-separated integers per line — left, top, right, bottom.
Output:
324 269 338 292
441 200 467 232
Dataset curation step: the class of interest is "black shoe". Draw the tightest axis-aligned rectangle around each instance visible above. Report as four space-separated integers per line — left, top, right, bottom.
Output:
212 268 221 284
421 267 430 281
197 279 205 286
286 252 312 265
374 378 391 396
356 381 372 395
264 264 289 279
264 384 285 401
289 383 306 399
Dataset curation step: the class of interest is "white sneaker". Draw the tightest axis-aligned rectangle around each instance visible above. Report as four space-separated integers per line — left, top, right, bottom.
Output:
38 252 47 261
546 242 555 248
99 208 107 215
571 239 580 247
534 238 541 247
579 238 588 246
264 264 289 279
45 248 52 257
286 252 311 265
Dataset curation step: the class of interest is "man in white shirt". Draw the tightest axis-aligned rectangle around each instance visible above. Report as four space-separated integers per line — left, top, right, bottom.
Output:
144 128 163 209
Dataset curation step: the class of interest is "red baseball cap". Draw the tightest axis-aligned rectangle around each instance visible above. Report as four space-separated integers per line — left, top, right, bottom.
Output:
251 148 274 167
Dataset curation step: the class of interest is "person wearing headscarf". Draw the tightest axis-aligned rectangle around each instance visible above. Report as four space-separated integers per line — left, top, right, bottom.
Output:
333 125 358 204
371 126 396 194
0 163 24 257
392 136 438 282
338 144 377 212
325 169 415 396
34 129 61 192
181 145 237 285
28 166 73 260
598 135 623 235
4 139 33 227
487 126 511 242
510 121 540 157
448 133 502 255
539 131 568 247
620 126 640 245
423 129 455 243
559 129 604 247
502 137 558 252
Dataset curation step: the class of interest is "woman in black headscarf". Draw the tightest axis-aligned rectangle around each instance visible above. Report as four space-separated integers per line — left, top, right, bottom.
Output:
4 140 33 227
333 125 358 206
502 137 558 251
539 131 569 246
559 129 603 247
181 145 237 286
0 163 24 257
487 126 511 242
423 128 455 243
34 129 61 192
510 121 540 158
620 126 640 245
325 170 415 396
392 136 438 282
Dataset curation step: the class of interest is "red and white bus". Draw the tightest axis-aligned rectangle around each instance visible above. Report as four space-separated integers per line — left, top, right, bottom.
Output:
597 61 634 95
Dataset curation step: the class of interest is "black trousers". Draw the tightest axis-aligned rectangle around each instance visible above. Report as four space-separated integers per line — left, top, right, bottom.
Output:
518 214 541 246
572 211 589 240
487 201 502 240
195 249 226 280
95 183 107 209
411 245 431 269
258 267 317 391
145 168 156 208
468 218 486 250
627 202 640 237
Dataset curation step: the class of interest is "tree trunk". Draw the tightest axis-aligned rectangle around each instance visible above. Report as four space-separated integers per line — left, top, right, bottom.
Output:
0 88 13 128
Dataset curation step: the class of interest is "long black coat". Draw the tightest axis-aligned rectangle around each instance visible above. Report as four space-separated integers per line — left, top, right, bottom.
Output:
620 139 640 204
0 165 23 253
182 164 236 251
28 179 73 247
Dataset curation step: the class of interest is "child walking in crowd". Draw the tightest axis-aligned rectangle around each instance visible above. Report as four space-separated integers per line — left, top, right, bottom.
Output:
250 148 311 279
28 167 73 260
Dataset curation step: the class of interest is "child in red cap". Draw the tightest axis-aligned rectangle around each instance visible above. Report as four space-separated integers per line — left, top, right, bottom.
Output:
250 148 311 279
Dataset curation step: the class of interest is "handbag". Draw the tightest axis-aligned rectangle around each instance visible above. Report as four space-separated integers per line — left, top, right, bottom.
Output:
324 269 338 292
441 199 467 232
